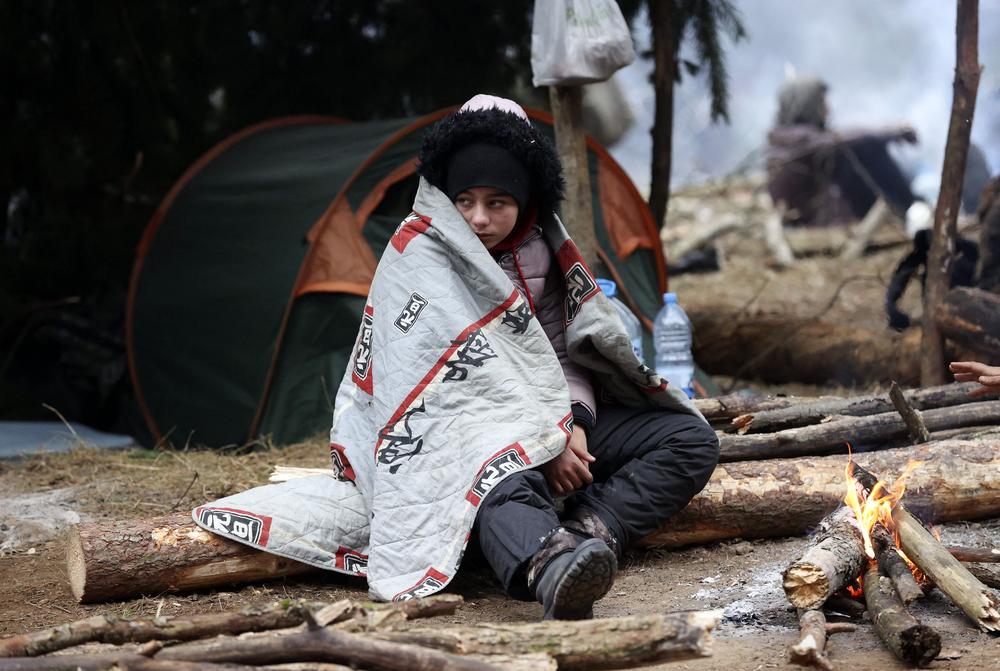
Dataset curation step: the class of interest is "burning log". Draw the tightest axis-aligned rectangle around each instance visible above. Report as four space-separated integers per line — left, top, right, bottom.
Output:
718 400 1000 462
871 523 923 605
851 462 1000 632
66 513 316 603
783 508 867 610
887 381 930 444
788 609 856 671
730 382 977 434
862 565 941 667
642 435 1000 548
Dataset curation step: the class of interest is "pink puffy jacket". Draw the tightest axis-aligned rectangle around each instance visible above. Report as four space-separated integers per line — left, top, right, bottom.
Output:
494 227 597 426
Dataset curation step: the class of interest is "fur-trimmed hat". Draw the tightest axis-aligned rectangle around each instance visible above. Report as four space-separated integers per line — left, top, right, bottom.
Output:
418 95 564 214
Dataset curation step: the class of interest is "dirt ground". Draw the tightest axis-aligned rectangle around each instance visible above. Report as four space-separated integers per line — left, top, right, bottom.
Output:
3 201 999 669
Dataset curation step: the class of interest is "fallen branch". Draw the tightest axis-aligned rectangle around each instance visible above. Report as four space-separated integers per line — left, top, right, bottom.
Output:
783 508 867 610
731 383 977 435
719 400 1000 462
154 626 499 671
375 610 721 670
788 609 856 671
888 381 930 444
0 595 461 658
863 565 941 667
693 390 812 424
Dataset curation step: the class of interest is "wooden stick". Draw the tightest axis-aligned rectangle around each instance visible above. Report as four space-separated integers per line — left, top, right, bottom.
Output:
0 595 462 658
862 565 941 667
783 508 867 610
851 462 1000 632
872 523 923 604
787 609 856 671
154 626 499 671
693 390 808 424
730 382 977 435
948 545 1000 563
888 381 930 443
375 610 721 670
719 400 1000 462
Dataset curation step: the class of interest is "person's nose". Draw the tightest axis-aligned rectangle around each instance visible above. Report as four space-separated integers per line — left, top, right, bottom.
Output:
469 204 490 229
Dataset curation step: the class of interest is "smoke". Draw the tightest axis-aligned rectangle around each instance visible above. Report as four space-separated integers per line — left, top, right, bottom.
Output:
611 0 1000 194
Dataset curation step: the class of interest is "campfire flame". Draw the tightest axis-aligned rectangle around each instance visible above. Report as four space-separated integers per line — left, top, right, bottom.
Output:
843 458 922 560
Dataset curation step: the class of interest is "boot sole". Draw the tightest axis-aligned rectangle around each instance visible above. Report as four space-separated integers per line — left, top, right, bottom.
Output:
543 538 617 620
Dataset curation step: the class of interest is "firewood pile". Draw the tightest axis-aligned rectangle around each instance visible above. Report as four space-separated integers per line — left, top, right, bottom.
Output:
686 382 1000 669
0 593 721 670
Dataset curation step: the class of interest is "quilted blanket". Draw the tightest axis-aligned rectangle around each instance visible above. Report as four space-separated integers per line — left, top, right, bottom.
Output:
193 178 700 601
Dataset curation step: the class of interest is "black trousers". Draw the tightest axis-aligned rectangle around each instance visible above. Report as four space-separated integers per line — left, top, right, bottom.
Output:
473 405 720 599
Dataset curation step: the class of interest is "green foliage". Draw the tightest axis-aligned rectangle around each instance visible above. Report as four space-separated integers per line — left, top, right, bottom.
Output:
658 0 747 123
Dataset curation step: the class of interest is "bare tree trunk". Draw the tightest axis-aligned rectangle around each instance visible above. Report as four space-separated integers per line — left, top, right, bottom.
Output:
649 0 675 231
921 0 981 384
549 86 598 268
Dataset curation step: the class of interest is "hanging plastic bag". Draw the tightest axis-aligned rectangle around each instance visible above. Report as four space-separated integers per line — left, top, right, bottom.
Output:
531 0 636 87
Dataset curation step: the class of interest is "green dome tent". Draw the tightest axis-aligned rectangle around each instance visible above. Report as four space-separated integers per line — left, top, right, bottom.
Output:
127 108 669 448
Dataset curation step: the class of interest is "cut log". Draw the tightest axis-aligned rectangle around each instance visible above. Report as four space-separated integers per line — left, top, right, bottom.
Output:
850 462 1000 632
888 381 930 444
0 595 461 658
731 382 978 434
66 513 316 603
872 523 923 604
719 400 1000 462
937 286 1000 359
783 507 867 610
641 435 1000 548
788 609 856 671
375 610 721 670
862 565 941 667
155 626 498 671
689 305 921 387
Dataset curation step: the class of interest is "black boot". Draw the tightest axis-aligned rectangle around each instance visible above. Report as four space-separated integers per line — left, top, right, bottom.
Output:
527 527 617 620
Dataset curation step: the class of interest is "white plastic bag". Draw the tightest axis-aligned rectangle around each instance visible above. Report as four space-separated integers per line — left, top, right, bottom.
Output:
531 0 636 87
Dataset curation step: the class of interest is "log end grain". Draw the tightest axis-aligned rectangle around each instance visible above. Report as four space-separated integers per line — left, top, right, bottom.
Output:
66 526 87 602
783 564 830 610
900 625 942 667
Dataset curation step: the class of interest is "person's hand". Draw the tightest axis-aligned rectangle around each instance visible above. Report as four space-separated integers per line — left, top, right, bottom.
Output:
541 425 595 496
949 361 1000 398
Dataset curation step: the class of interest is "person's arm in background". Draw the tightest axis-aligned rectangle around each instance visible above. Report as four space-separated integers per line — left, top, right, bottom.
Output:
950 361 1000 398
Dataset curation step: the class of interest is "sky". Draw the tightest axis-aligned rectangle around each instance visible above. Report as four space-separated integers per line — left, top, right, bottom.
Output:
609 0 1000 196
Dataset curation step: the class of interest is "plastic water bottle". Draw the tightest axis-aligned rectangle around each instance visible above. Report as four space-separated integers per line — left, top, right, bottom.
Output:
653 292 695 398
596 279 644 362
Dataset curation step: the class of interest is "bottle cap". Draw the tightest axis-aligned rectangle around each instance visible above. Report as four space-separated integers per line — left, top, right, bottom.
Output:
663 292 677 304
596 278 617 298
